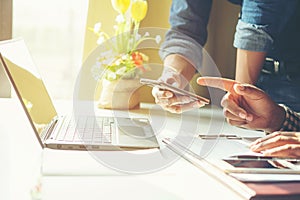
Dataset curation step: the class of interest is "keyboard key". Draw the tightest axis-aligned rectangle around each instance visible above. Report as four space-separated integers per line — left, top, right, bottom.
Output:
59 116 114 144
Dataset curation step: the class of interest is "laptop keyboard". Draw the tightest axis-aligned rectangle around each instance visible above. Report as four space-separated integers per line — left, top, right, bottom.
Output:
57 116 114 144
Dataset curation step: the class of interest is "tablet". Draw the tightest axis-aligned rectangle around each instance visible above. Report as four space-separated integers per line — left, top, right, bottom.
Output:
140 78 210 104
220 154 300 174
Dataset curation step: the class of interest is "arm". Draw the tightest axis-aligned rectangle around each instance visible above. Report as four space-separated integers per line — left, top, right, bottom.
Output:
234 0 298 84
235 49 266 84
160 0 212 70
163 54 196 88
153 0 213 113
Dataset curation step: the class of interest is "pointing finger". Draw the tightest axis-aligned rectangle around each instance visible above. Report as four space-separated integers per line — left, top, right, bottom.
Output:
197 77 238 93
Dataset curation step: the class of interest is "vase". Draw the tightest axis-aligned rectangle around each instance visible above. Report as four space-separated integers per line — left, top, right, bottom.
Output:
97 78 142 110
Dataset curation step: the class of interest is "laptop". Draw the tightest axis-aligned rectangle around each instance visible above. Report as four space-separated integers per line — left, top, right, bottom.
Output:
0 38 159 150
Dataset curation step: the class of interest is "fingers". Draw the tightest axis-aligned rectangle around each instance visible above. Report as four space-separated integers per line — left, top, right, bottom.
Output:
197 77 266 100
233 84 266 100
250 132 281 146
152 86 173 100
198 77 268 126
153 89 195 105
263 145 300 158
168 95 199 106
250 132 300 158
152 86 204 113
223 107 248 127
165 101 205 114
197 77 255 121
197 77 238 93
227 118 247 127
221 93 253 122
250 132 300 153
223 109 244 121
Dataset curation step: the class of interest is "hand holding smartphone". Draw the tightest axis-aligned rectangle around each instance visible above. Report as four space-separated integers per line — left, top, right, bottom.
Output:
140 78 210 104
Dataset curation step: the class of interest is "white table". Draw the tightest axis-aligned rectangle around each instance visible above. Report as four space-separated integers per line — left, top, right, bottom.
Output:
0 98 266 200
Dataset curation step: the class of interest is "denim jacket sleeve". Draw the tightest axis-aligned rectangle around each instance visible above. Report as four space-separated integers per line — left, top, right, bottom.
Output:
234 0 299 52
159 0 212 70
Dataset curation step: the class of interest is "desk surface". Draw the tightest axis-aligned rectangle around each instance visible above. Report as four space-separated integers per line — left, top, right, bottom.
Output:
0 98 267 200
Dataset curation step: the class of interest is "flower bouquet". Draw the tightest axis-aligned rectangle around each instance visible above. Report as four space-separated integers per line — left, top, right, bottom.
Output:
90 0 161 109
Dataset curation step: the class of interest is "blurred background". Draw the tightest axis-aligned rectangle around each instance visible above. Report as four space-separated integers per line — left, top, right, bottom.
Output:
0 0 240 102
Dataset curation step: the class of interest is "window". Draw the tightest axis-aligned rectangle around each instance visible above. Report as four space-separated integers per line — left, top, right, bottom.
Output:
13 0 88 99
0 0 12 97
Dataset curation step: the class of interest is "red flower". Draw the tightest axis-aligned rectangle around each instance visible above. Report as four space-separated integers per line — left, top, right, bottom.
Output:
131 52 145 72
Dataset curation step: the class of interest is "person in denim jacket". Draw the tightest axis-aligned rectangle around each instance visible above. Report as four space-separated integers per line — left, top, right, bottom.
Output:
153 0 300 113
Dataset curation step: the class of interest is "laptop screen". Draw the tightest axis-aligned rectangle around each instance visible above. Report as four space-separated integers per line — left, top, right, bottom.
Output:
0 39 57 137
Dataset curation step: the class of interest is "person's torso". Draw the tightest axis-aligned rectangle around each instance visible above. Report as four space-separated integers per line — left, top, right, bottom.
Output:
229 0 300 71
271 2 300 62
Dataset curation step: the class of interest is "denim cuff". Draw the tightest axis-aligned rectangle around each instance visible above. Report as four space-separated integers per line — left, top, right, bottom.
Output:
233 20 274 52
159 29 203 71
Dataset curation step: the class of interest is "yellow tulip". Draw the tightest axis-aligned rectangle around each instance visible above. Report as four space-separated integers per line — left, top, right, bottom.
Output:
111 0 131 14
131 0 148 22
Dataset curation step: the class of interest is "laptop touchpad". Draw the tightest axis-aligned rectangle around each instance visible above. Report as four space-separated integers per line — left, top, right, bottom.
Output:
116 118 154 138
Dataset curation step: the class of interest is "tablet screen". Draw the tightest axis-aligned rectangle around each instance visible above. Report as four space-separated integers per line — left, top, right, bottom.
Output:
223 158 276 169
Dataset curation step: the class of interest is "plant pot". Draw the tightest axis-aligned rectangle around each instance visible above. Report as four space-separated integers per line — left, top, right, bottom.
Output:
97 78 142 110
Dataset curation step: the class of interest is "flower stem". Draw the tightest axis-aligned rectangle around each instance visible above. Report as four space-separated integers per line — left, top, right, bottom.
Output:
132 20 140 52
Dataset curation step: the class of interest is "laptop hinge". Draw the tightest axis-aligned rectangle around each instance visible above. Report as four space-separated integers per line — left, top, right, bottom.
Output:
40 117 59 142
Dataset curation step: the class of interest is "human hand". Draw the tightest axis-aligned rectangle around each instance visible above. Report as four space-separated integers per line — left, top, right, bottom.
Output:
250 132 300 158
152 67 205 113
197 77 285 133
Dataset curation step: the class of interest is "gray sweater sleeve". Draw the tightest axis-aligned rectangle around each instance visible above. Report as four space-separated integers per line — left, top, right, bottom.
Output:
159 0 212 70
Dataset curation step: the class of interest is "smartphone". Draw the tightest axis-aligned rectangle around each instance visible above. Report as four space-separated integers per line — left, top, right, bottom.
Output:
140 78 210 104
